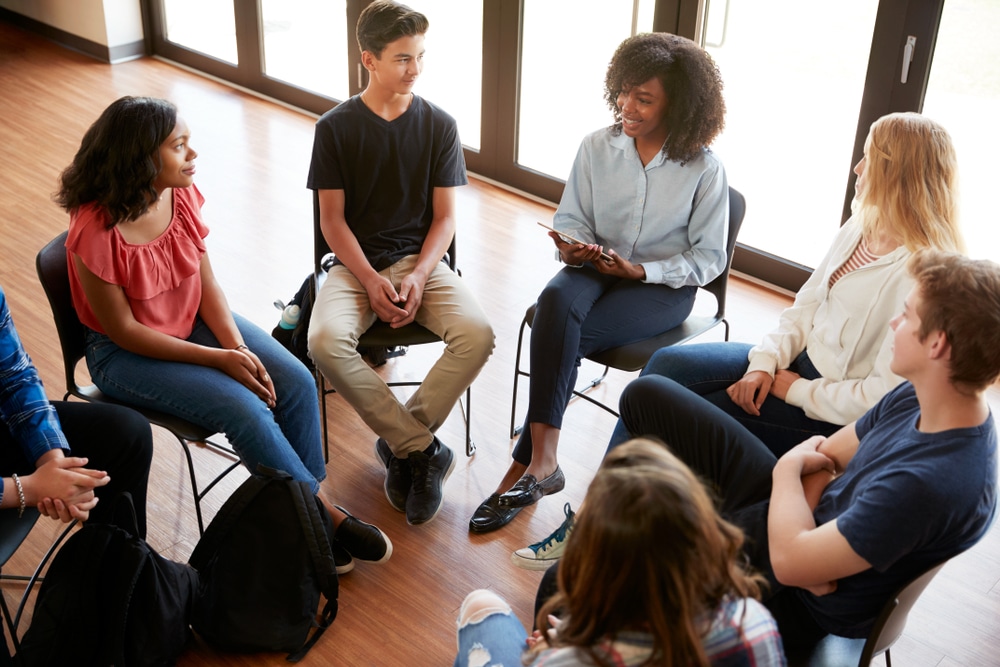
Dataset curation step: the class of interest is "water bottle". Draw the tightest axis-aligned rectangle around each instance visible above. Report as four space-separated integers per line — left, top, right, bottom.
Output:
279 304 301 330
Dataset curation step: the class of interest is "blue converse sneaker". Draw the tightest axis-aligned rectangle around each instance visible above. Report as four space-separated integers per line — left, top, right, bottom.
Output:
511 503 575 571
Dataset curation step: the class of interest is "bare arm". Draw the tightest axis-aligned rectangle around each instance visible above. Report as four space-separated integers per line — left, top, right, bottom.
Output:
74 253 273 405
767 426 868 592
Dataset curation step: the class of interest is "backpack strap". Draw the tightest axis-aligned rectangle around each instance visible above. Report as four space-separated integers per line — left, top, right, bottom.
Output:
284 482 338 663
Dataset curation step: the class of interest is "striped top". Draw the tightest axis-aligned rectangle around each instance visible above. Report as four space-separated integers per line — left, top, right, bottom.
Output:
828 239 882 288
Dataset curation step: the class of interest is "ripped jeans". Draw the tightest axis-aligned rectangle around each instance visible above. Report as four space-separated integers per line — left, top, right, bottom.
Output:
454 590 529 667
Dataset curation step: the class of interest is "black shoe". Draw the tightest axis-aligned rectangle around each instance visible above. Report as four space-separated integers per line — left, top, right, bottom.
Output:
375 438 409 512
405 437 455 525
469 493 524 534
333 505 393 564
330 539 354 575
498 466 565 508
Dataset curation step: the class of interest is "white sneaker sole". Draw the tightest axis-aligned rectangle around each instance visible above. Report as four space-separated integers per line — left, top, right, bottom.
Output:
510 549 561 571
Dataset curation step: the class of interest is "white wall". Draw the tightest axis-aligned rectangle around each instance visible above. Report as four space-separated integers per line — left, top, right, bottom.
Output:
104 0 143 45
0 0 143 47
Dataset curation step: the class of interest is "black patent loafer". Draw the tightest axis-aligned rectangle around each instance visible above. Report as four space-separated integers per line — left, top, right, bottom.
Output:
498 466 565 508
469 493 524 534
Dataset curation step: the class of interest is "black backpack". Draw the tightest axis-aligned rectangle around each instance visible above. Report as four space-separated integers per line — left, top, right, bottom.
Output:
188 466 339 662
271 274 317 372
17 493 198 666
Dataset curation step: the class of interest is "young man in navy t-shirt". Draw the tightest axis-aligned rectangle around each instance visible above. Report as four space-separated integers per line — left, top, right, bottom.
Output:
617 249 999 646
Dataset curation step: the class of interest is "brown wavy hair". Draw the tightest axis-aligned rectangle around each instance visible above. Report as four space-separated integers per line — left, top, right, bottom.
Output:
604 33 725 164
854 112 964 253
538 439 764 667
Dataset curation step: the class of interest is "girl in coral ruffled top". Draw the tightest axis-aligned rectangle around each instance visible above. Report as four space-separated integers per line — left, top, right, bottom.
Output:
57 96 390 572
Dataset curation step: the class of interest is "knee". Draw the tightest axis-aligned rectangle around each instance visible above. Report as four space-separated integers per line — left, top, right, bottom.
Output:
458 589 511 627
620 375 671 428
641 345 689 378
118 407 154 463
535 281 571 315
307 320 357 362
449 319 495 364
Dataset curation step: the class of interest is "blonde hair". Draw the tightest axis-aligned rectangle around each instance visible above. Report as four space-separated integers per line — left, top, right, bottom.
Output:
854 112 964 253
538 439 764 667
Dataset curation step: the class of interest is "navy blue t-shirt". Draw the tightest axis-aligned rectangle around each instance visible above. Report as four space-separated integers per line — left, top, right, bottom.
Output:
306 95 467 271
803 382 997 637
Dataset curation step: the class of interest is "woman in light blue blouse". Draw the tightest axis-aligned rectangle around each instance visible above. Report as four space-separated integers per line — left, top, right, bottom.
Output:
471 33 729 533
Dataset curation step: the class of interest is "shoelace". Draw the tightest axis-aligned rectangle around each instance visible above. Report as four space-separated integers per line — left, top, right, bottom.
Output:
530 504 575 551
408 452 430 493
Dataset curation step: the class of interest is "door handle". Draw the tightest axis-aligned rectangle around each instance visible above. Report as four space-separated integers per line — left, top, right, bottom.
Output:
901 35 917 84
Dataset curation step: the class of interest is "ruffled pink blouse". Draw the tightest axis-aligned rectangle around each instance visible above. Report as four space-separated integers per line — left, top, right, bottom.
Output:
66 184 209 339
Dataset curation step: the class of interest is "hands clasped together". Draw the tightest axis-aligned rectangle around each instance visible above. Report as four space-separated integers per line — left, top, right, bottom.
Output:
218 345 276 408
26 449 111 523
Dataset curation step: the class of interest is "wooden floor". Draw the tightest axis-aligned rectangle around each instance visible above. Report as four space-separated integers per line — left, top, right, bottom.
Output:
1 20 998 666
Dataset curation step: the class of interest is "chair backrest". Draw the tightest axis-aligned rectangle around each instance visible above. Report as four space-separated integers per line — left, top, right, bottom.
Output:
311 189 457 275
703 186 746 319
0 509 41 568
34 231 87 399
860 560 948 663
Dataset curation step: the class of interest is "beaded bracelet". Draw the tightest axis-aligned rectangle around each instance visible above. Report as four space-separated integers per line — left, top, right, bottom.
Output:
11 474 25 518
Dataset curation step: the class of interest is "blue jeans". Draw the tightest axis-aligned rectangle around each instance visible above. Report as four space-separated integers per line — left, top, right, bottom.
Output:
608 342 839 457
512 265 696 465
85 313 327 494
453 609 528 667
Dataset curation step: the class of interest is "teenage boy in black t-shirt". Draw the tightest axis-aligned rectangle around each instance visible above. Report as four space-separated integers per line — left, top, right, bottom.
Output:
307 0 494 526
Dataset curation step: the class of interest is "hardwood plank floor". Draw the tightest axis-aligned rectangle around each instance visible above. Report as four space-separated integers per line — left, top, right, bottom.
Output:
1 20 998 666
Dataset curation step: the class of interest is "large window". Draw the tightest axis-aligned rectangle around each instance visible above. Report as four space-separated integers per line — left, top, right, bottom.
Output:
145 0 975 290
703 1 878 269
922 0 1000 263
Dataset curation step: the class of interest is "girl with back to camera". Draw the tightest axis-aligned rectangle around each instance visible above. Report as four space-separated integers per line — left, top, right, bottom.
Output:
57 96 390 573
471 33 730 534
454 439 785 666
609 111 964 457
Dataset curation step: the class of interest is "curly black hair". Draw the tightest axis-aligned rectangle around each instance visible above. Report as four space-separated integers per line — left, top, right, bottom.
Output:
604 33 725 164
55 96 177 228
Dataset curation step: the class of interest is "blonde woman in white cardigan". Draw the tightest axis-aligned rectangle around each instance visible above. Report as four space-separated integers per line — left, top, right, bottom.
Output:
609 112 964 457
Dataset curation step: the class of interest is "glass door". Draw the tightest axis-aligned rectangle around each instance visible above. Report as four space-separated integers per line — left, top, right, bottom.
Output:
161 0 237 65
921 0 1000 263
516 0 656 181
260 0 350 102
702 0 879 271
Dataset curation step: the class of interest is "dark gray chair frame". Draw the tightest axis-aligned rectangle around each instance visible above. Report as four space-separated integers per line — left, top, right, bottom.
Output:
35 232 241 536
509 186 747 437
311 191 474 458
788 560 949 667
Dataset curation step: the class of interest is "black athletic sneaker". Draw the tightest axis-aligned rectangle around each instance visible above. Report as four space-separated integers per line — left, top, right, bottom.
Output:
405 437 455 525
375 438 410 512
